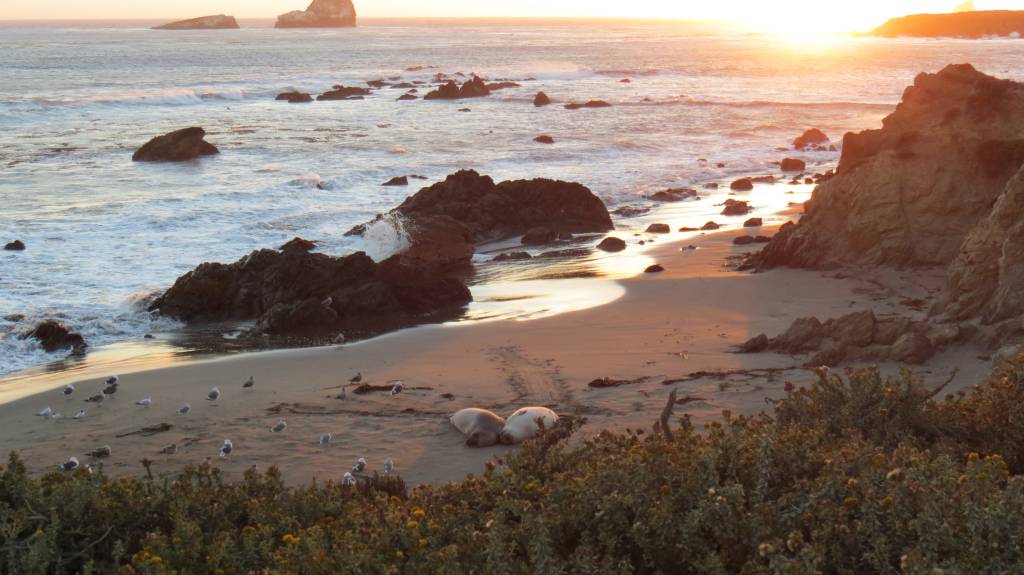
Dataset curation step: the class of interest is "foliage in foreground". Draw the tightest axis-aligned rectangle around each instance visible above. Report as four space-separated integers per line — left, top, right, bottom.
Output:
5 360 1024 574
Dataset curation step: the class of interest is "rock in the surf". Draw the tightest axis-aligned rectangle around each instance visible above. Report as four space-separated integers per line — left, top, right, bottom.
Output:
132 127 219 162
275 0 356 28
153 15 239 30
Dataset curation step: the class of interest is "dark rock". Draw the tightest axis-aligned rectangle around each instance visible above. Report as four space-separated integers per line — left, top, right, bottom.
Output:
612 206 650 217
704 183 720 190
721 199 752 216
533 92 551 107
458 108 471 112
752 176 776 184
279 237 317 252
276 91 314 103
804 178 814 184
534 135 555 144
317 86 371 100
424 77 490 100
4 314 26 322
738 333 769 353
22 320 87 353
754 236 772 243
132 127 219 162
730 178 754 191
701 221 720 231
521 227 558 245
678 227 699 232
597 236 627 252
649 188 697 202
275 0 356 28
486 82 520 91
793 128 831 151
4 240 25 251
492 251 532 262
733 236 756 246
397 93 418 101
382 176 409 186
149 247 471 338
366 79 388 88
645 224 671 234
538 248 589 259
781 158 806 172
564 100 612 110
743 217 763 227
871 10 1024 39
644 264 664 273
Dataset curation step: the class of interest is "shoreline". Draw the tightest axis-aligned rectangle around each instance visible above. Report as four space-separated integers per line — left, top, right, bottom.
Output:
0 196 993 485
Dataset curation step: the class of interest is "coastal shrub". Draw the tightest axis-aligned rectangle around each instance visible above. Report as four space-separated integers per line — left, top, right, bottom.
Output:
4 358 1024 573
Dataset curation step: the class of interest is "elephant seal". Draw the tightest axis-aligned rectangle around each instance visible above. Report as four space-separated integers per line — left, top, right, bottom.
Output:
450 408 505 448
499 407 559 444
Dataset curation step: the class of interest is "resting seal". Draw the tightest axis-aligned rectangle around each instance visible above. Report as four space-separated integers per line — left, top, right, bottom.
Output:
499 407 559 444
450 408 505 447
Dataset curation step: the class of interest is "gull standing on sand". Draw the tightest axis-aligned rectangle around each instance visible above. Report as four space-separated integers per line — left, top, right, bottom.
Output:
59 457 80 471
177 403 192 415
390 381 404 396
271 419 287 433
62 384 75 396
102 383 118 398
243 376 254 389
384 458 394 475
105 376 119 386
206 387 221 402
342 472 356 486
352 457 366 473
160 443 177 455
135 397 152 407
319 433 332 445
350 372 362 384
85 393 104 404
36 406 53 418
87 446 112 459
74 409 86 419
219 440 233 458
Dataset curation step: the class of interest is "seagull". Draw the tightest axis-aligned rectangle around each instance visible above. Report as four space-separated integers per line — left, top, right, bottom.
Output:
62 384 75 396
319 433 332 445
206 387 220 402
390 382 404 396
334 388 347 400
384 458 394 475
271 419 287 433
177 403 192 415
36 406 53 418
321 296 333 307
86 446 111 459
135 397 152 407
73 410 86 419
160 443 178 455
352 457 366 473
342 472 356 486
84 394 104 404
350 372 362 384
243 376 254 389
219 440 233 458
58 457 80 471
102 383 118 397
105 376 119 386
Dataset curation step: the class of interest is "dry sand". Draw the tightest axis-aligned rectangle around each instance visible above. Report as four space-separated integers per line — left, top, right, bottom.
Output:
0 223 993 486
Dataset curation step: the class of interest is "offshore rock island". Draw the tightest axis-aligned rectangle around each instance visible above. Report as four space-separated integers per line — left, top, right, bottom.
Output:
275 0 357 28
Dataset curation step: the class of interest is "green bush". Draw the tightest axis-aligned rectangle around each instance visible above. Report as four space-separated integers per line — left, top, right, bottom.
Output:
5 359 1024 573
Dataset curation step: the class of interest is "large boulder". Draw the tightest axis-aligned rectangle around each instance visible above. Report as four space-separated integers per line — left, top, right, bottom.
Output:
751 64 1024 271
21 320 87 353
424 77 490 100
793 129 831 151
148 242 471 339
153 15 239 30
132 127 219 162
275 0 356 28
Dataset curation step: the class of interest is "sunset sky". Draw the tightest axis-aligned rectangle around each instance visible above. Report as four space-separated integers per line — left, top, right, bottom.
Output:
2 0 1023 32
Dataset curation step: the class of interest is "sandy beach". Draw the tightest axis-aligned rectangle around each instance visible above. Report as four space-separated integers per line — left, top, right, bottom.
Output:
0 217 992 486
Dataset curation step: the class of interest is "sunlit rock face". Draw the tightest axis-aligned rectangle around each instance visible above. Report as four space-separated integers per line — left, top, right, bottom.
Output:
871 10 1024 38
153 15 239 30
275 0 357 28
752 64 1024 271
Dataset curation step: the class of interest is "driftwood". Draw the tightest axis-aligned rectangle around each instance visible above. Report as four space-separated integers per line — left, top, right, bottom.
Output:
115 422 173 438
663 367 803 385
267 402 447 418
351 383 433 394
588 376 652 389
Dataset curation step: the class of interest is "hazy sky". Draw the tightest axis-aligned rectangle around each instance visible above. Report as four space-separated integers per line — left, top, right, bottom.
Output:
2 0 1022 32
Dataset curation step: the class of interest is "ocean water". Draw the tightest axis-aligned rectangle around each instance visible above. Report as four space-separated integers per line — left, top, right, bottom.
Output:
1 18 1022 378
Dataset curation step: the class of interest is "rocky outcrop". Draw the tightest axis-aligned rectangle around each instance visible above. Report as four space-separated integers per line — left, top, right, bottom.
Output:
751 64 1024 271
793 129 831 151
739 310 961 366
424 77 490 100
148 242 471 338
132 127 219 162
275 0 356 28
276 91 313 103
534 92 551 107
534 135 555 144
871 10 1024 38
317 85 371 100
153 15 239 30
781 158 806 172
22 321 87 354
4 240 25 251
596 237 626 252
564 100 611 110
649 188 697 202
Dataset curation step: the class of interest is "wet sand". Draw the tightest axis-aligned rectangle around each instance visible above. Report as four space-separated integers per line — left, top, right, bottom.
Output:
0 221 992 486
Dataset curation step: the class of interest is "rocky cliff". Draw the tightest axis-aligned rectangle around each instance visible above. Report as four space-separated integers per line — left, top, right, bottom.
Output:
752 64 1024 271
276 0 356 28
872 11 1024 38
153 15 239 30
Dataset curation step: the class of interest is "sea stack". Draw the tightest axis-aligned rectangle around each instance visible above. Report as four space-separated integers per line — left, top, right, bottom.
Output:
871 11 1024 38
153 15 240 30
275 0 357 28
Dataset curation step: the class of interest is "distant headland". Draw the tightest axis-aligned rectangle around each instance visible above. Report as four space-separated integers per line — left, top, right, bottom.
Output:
152 14 239 30
275 0 357 28
871 10 1024 38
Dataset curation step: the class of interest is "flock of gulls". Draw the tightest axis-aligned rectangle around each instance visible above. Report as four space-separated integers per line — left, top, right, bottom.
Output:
38 372 397 483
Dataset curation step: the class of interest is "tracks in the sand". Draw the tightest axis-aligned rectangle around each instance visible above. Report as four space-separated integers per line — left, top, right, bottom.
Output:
487 346 575 407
